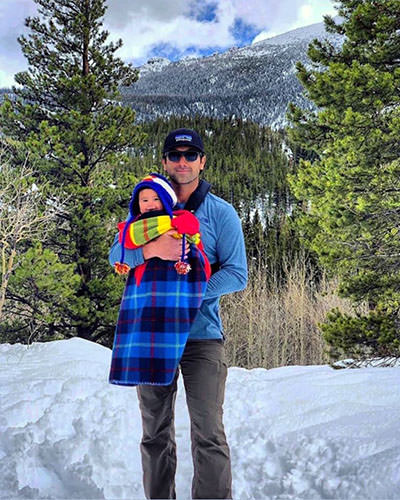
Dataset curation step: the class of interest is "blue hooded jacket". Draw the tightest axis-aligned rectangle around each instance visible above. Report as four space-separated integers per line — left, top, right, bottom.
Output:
109 190 247 340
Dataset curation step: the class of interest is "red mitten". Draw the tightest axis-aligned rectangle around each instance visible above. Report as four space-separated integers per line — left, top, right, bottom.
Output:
171 210 200 235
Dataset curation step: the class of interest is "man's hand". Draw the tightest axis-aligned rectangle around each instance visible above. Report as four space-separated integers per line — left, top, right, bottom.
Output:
142 230 189 261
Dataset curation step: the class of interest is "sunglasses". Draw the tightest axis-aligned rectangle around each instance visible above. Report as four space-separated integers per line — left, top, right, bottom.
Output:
165 150 202 163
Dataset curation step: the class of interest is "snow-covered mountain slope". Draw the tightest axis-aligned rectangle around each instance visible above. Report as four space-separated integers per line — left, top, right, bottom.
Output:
123 20 343 129
1 338 399 499
255 20 337 46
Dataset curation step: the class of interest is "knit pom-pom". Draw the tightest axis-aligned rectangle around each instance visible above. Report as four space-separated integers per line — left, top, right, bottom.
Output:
114 262 131 275
174 260 191 275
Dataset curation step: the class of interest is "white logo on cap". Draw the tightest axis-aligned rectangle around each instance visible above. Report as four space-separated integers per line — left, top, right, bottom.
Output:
175 134 192 142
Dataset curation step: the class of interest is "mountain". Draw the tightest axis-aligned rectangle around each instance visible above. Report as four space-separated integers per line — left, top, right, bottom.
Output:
122 20 343 129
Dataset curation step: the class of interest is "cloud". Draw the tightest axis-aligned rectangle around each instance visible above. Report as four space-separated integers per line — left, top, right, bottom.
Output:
0 0 337 87
251 0 337 43
104 0 237 63
105 0 192 28
104 0 337 64
0 0 37 87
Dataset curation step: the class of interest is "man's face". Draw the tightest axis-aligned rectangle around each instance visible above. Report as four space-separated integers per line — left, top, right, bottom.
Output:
162 146 206 187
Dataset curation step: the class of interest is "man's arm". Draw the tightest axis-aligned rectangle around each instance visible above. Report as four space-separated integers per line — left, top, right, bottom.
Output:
109 230 188 268
203 204 248 300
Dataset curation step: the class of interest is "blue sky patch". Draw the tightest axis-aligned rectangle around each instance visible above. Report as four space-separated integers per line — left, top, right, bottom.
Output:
147 43 182 61
146 42 228 64
230 18 260 46
188 2 218 23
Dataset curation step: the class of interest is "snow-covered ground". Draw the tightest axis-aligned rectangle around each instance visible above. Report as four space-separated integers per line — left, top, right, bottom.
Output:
1 338 399 499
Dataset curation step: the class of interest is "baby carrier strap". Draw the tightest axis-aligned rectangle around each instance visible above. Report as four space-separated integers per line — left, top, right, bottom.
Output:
184 179 211 213
184 179 220 275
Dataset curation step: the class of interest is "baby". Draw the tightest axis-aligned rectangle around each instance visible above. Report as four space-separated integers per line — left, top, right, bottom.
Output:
109 173 210 386
114 173 210 279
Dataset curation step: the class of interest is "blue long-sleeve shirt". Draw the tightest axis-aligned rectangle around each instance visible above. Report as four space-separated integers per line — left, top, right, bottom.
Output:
109 192 248 339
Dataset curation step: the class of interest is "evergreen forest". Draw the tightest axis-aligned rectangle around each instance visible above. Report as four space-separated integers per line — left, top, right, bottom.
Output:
1 0 399 367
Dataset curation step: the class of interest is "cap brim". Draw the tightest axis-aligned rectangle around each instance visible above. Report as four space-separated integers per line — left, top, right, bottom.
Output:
164 143 204 153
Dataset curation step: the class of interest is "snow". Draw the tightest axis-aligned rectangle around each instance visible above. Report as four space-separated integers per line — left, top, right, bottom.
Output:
252 21 334 47
1 338 399 499
139 57 171 75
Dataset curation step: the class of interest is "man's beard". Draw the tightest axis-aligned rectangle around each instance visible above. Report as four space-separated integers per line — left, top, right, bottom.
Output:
169 172 199 185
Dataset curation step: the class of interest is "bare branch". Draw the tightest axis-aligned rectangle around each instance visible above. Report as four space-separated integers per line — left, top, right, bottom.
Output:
0 151 69 319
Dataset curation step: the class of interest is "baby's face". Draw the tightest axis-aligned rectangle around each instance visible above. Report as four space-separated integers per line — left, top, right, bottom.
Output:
138 188 164 213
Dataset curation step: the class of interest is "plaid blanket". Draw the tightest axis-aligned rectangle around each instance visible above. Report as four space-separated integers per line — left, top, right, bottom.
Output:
109 213 209 386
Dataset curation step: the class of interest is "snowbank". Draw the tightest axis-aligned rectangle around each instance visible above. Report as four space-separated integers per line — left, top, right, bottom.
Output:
1 338 399 499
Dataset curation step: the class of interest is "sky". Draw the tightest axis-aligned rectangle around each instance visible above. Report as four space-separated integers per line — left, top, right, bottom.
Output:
0 0 337 88
1 337 399 499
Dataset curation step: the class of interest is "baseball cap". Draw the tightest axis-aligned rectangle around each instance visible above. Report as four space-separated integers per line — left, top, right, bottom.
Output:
162 128 204 154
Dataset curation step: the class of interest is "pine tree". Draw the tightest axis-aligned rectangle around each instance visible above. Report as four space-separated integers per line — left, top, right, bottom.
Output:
0 0 144 344
288 0 400 358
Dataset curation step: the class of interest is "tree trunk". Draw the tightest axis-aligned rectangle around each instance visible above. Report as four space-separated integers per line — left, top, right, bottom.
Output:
0 245 16 320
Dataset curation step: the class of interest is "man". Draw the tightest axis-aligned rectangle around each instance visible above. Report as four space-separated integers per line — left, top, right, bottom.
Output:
109 128 247 499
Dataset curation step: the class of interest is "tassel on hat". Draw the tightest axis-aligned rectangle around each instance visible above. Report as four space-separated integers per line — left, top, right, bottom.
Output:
174 234 191 275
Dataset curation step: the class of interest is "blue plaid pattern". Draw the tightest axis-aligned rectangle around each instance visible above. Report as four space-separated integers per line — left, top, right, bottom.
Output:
109 245 208 386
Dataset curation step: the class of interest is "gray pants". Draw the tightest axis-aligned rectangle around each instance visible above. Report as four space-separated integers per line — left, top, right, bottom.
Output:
137 340 232 499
